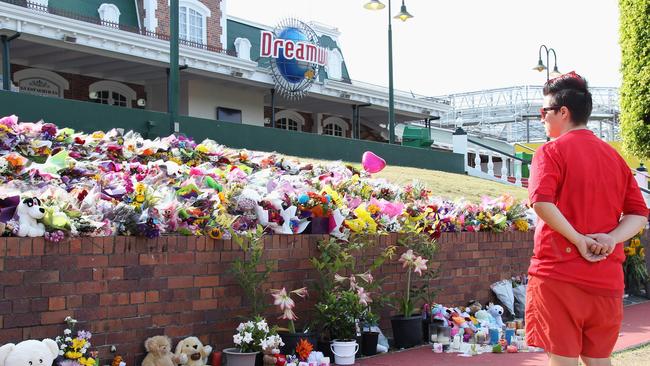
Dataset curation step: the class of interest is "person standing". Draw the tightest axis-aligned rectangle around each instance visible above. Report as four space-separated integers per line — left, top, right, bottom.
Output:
525 71 649 366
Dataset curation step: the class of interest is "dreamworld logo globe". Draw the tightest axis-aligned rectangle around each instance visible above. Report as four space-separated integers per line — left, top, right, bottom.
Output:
260 18 328 99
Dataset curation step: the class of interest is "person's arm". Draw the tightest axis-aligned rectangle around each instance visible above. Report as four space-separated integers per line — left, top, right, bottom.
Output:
533 202 605 262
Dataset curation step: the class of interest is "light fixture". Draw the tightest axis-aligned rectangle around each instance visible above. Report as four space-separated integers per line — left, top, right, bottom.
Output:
394 0 413 21
532 58 546 72
136 98 146 107
364 0 385 10
549 64 562 78
88 91 98 100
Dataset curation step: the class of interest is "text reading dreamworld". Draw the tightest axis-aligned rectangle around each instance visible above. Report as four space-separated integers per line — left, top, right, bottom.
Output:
260 30 328 66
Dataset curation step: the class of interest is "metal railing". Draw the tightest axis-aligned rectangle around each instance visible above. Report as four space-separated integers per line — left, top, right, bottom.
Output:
1 0 236 57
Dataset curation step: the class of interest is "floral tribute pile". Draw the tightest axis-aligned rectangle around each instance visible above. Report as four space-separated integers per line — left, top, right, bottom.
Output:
0 115 531 241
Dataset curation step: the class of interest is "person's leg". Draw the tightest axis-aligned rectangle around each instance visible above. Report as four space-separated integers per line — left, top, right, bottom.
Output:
580 356 611 366
548 353 579 366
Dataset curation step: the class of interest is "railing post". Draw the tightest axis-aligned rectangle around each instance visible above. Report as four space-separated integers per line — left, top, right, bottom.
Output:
487 153 494 177
514 160 522 187
501 156 508 182
474 150 482 171
636 163 649 207
452 127 468 171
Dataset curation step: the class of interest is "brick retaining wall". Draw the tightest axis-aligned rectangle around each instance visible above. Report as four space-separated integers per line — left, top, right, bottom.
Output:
0 232 534 364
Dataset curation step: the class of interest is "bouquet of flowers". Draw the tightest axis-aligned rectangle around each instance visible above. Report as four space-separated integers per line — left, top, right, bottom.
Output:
296 192 331 218
54 316 97 366
233 317 283 353
623 229 648 295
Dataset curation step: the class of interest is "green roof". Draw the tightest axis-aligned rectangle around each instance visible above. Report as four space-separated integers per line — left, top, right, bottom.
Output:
49 0 139 29
227 19 351 82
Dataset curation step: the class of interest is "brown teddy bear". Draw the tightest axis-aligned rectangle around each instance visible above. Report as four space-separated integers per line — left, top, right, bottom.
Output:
142 335 187 366
174 336 212 366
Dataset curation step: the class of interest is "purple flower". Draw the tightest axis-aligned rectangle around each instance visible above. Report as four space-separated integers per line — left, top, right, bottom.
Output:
77 330 92 340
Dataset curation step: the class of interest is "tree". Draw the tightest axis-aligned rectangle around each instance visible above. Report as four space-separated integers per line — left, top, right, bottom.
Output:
619 0 650 159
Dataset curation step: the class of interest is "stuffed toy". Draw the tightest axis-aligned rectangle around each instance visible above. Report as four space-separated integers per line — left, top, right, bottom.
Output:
474 309 494 328
175 336 212 366
142 335 187 366
0 339 59 366
487 303 505 329
17 197 46 237
466 300 482 316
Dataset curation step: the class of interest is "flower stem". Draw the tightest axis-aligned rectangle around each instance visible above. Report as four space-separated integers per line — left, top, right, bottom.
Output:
289 319 296 334
405 267 412 316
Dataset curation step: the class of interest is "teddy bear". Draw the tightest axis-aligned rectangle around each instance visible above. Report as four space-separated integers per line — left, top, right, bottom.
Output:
0 338 59 366
174 336 212 366
16 197 46 237
142 335 187 366
487 303 505 329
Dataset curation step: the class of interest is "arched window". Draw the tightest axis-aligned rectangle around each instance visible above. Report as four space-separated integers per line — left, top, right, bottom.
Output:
13 68 69 98
89 80 136 108
323 123 343 137
321 116 348 137
276 118 299 131
175 0 211 44
274 110 305 131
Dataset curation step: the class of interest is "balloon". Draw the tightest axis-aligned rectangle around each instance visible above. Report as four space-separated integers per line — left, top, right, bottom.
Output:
362 151 386 173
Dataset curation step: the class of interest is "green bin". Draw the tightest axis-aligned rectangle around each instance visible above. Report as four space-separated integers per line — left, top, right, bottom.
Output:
402 126 433 148
515 152 533 178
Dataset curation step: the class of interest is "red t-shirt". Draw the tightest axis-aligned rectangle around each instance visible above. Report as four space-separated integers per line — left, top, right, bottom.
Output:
528 129 649 297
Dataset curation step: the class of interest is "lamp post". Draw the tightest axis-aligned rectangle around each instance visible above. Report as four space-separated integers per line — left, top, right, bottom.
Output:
533 44 562 81
364 0 413 144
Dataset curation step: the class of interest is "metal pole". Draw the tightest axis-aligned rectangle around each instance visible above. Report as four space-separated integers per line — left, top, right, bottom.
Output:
388 0 395 144
1 33 20 91
270 88 276 128
545 49 550 81
168 0 180 134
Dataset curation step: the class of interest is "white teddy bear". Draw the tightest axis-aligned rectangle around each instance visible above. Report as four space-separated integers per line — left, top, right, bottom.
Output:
17 197 46 237
175 336 213 366
0 339 59 366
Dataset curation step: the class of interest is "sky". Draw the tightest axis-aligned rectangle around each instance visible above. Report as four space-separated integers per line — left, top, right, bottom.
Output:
227 0 621 96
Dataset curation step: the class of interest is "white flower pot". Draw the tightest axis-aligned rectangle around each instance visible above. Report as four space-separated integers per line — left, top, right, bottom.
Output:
222 348 259 366
330 340 358 365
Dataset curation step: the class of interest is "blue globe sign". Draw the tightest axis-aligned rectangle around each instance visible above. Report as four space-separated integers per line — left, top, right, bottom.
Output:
260 18 328 99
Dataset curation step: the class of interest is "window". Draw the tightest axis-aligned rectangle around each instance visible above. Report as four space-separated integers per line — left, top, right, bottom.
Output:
276 118 299 131
217 107 242 123
323 123 343 137
94 90 128 107
175 0 210 44
89 80 137 108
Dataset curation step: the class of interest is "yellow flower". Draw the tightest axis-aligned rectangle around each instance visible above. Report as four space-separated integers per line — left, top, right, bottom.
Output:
640 248 645 258
624 247 636 256
65 351 83 359
79 357 95 366
196 144 209 154
514 219 529 232
367 204 380 215
91 131 105 139
630 239 641 248
72 338 86 350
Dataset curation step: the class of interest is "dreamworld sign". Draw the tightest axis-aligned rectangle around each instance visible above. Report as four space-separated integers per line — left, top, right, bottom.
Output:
260 18 328 99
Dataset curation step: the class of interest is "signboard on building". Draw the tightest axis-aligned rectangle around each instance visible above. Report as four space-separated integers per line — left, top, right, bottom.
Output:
18 78 63 98
261 18 328 100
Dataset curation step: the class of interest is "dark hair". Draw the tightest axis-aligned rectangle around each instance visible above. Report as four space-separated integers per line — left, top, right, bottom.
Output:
542 72 592 125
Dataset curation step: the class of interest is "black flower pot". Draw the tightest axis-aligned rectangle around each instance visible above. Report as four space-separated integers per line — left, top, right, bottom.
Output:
391 315 423 349
278 330 319 356
308 216 330 234
361 331 379 356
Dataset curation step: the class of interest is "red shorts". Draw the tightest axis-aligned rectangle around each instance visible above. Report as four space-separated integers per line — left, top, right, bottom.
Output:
525 275 623 358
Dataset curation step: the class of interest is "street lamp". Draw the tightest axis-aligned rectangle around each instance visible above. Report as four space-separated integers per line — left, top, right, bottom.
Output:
533 44 562 81
364 0 413 144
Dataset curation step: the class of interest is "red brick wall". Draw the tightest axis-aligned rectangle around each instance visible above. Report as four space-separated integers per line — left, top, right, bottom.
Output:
155 0 223 49
0 232 533 364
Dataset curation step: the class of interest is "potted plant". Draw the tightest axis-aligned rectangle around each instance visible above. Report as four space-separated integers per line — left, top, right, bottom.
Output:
360 309 380 356
223 317 283 366
315 290 364 365
230 225 272 317
269 287 318 356
390 234 438 349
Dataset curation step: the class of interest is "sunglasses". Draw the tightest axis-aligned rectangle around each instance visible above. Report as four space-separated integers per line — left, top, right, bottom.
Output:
540 106 562 118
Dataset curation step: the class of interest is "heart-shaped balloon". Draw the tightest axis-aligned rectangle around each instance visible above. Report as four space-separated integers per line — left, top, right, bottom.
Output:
362 151 386 174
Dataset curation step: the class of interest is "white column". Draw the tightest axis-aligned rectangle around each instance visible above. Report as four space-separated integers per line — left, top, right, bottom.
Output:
474 150 482 171
487 153 494 177
514 160 522 187
452 128 468 171
501 156 508 182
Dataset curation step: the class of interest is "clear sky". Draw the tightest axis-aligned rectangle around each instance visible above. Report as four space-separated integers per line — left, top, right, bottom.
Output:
228 0 621 96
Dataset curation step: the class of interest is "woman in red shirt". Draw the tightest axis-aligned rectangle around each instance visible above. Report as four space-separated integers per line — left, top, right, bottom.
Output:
526 71 648 366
